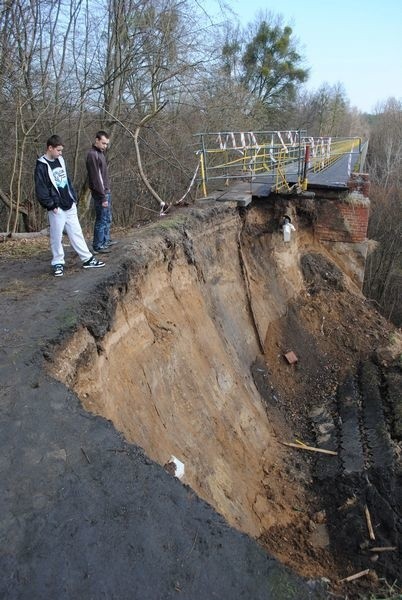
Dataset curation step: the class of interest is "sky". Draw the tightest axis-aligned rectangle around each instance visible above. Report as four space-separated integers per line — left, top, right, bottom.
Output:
202 0 402 113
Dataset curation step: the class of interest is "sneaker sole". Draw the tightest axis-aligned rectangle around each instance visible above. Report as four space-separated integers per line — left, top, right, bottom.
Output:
54 272 64 276
82 264 105 269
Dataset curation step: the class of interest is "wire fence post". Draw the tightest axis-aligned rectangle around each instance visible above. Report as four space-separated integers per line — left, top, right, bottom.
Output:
200 134 208 197
199 151 207 197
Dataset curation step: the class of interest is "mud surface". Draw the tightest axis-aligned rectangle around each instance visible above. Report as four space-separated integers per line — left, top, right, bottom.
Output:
1 200 401 599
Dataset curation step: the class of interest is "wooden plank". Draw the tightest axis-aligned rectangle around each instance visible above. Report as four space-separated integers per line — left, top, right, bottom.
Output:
216 191 252 207
339 569 370 583
237 196 252 207
364 505 376 541
280 441 338 456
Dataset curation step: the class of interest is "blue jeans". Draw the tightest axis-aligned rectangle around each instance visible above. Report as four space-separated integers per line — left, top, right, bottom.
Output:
93 194 110 250
104 192 112 245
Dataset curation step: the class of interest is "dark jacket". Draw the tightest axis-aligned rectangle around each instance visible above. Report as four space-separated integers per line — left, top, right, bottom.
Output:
86 145 110 202
34 155 77 211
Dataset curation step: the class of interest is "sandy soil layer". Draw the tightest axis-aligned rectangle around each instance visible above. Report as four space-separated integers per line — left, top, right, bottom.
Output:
0 202 325 600
1 200 400 599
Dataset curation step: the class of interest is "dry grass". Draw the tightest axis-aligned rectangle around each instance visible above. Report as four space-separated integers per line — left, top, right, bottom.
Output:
0 237 49 259
0 278 33 296
342 192 370 206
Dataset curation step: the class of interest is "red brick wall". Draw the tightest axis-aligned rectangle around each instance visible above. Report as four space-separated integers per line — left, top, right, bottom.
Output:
315 199 369 243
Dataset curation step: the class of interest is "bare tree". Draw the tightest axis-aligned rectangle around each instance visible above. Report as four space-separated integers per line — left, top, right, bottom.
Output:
367 98 402 188
364 98 402 326
0 0 376 236
100 0 211 211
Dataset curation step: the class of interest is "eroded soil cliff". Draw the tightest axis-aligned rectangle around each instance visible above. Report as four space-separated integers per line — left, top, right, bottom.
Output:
1 199 401 599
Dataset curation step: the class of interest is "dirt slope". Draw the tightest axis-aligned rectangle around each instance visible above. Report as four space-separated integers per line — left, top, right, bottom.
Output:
0 199 401 599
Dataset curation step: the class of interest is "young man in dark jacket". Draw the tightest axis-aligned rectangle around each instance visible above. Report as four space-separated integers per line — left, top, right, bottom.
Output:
35 134 105 276
86 130 116 253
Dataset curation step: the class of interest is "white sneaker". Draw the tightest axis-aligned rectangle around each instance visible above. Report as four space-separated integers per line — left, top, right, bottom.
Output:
82 256 105 269
53 264 64 277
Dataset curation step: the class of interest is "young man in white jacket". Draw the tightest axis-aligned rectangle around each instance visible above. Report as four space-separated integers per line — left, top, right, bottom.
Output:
35 135 105 276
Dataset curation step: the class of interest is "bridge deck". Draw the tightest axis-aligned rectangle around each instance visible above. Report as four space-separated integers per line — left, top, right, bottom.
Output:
210 143 363 205
214 151 360 204
251 151 361 197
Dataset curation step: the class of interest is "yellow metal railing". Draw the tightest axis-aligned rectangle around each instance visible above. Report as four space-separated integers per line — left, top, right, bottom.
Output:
196 131 362 195
310 138 361 173
197 130 305 186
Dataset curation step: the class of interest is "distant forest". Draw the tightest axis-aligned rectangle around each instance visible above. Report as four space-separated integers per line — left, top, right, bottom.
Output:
0 0 400 325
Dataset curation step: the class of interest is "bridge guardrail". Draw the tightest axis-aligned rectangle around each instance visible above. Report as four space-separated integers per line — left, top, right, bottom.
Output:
196 131 362 195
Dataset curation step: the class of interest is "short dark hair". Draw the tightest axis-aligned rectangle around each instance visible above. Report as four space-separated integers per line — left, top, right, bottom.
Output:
95 130 109 140
47 134 64 148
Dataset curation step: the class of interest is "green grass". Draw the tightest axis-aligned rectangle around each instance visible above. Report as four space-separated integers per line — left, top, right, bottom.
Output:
362 578 402 599
146 213 188 231
57 308 78 330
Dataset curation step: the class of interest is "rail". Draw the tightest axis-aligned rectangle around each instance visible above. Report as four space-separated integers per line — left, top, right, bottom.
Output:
196 130 362 196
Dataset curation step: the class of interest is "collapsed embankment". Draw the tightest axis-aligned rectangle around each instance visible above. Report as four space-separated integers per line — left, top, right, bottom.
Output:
50 203 306 539
48 199 402 596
